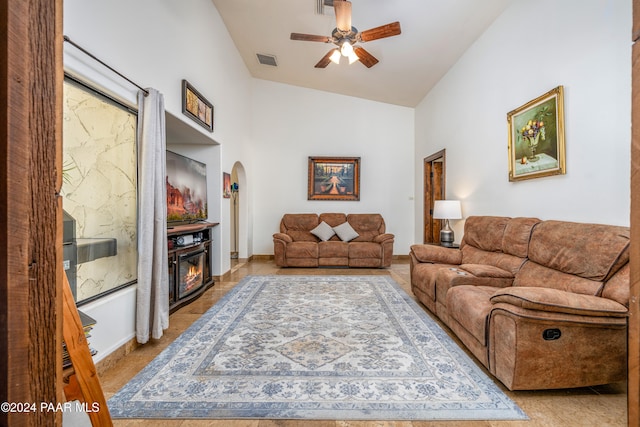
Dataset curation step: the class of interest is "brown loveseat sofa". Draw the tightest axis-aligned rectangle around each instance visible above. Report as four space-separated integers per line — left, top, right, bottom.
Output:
273 213 394 268
410 216 629 391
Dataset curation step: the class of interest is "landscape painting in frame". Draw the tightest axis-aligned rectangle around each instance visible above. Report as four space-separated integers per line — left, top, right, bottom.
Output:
308 156 360 201
507 86 566 181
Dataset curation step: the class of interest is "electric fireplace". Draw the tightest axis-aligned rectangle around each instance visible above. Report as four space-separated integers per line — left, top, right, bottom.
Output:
178 249 205 299
167 222 217 312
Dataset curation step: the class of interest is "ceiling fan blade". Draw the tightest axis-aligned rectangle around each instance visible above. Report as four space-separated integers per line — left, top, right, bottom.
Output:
334 0 352 32
354 46 379 68
290 33 331 43
315 49 338 68
359 21 401 42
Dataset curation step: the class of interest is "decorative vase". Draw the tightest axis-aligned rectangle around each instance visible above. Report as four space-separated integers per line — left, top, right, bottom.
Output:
525 132 541 162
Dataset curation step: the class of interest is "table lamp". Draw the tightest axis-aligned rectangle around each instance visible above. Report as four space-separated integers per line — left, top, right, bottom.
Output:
433 200 462 247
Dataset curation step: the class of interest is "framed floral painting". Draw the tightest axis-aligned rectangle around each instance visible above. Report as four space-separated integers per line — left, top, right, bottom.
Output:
308 156 360 201
507 86 566 181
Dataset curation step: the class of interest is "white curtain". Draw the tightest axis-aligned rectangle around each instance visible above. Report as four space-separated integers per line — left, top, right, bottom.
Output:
136 88 169 344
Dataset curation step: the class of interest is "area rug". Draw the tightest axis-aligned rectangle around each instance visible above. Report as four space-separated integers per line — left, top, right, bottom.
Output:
108 275 527 420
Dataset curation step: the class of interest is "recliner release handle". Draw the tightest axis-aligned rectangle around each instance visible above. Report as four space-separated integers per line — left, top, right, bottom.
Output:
542 328 561 341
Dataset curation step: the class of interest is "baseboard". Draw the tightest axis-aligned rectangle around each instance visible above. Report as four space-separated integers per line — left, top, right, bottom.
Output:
250 254 274 261
95 337 140 378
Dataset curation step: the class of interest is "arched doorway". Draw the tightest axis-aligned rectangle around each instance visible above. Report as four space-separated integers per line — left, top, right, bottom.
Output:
230 162 247 261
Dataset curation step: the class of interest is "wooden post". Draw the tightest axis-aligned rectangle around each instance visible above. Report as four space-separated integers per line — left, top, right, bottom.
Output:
630 1 640 426
0 0 63 425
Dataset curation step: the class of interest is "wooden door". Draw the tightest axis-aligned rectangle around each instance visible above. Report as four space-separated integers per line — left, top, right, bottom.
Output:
423 150 446 244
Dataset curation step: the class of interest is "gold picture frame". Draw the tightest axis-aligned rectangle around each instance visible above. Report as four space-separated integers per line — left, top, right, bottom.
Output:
507 86 565 181
182 80 214 132
308 156 360 201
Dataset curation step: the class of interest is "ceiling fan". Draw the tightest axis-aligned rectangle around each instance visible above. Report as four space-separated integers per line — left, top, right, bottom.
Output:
290 0 401 68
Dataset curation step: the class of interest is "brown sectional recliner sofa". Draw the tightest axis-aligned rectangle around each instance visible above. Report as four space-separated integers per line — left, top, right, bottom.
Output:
273 213 394 268
410 216 629 391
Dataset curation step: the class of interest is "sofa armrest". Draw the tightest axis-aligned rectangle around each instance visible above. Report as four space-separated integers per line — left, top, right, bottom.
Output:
273 232 293 243
410 244 462 265
490 287 628 317
373 233 395 244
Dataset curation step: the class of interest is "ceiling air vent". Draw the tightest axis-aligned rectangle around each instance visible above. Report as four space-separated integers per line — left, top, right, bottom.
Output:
316 0 334 15
256 53 278 67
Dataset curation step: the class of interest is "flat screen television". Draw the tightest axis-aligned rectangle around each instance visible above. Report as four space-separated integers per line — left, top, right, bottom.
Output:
166 150 208 224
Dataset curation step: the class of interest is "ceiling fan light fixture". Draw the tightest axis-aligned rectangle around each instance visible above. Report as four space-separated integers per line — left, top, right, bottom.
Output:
291 1 400 69
339 40 358 64
340 40 354 57
329 49 341 64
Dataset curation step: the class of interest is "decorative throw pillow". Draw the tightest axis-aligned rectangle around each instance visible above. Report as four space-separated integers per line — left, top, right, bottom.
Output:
310 221 336 241
333 222 359 242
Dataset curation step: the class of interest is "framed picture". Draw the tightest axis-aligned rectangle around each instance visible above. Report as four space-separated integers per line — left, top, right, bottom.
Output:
507 86 566 181
182 80 214 132
223 172 231 198
308 156 360 201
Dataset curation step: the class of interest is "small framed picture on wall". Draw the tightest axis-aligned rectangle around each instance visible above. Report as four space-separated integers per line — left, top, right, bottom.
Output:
223 172 231 198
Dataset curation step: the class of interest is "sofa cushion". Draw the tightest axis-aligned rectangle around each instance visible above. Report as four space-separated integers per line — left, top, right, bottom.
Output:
310 221 335 241
319 213 348 228
461 245 526 275
318 241 348 258
285 241 318 259
281 214 319 242
458 264 513 278
347 214 385 242
462 216 510 252
349 241 382 259
502 217 541 258
333 221 360 242
528 220 630 282
513 261 603 296
491 287 628 317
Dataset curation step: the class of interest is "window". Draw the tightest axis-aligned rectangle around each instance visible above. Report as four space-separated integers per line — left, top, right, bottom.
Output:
62 77 138 304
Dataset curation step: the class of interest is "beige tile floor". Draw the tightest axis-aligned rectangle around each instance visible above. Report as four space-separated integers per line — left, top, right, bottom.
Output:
100 259 627 427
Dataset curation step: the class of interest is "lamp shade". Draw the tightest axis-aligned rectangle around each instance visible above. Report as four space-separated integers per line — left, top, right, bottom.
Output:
433 200 462 220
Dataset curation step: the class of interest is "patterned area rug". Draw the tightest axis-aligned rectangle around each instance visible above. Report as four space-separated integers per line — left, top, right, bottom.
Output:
108 275 527 420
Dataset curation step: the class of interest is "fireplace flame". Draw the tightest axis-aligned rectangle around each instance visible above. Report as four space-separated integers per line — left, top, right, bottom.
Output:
181 261 203 293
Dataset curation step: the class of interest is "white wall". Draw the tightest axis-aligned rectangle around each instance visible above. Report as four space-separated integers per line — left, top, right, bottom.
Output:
414 0 632 242
250 79 415 255
64 0 253 361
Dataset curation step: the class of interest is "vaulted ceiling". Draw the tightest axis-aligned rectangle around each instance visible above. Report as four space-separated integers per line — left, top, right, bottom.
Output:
211 0 512 107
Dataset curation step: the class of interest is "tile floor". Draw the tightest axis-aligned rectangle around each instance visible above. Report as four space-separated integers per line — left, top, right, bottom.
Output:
99 259 627 427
